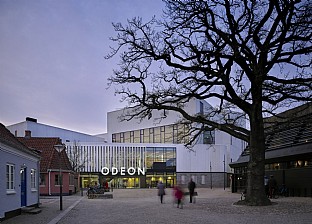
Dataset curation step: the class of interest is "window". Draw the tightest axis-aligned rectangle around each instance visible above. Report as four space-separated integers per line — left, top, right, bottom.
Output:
191 175 197 184
112 134 116 143
203 130 215 144
200 101 204 114
69 174 74 185
40 173 46 185
55 174 60 185
181 175 186 184
31 169 36 189
6 164 15 190
201 175 206 185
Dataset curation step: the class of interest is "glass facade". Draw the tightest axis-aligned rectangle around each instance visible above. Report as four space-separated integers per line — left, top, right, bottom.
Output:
66 144 177 188
145 147 176 188
112 123 195 144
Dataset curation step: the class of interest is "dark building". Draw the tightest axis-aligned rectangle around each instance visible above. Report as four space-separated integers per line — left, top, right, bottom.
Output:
230 103 312 197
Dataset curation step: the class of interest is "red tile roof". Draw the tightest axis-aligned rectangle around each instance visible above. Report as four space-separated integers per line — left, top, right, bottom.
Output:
17 137 72 172
0 123 40 158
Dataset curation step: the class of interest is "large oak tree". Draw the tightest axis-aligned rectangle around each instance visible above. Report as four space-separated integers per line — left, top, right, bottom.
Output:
106 0 312 205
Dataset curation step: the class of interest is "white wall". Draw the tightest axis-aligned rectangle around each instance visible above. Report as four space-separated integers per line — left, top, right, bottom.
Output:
176 144 229 173
107 98 201 139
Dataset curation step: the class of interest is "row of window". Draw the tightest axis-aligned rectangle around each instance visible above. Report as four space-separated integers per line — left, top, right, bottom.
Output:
265 160 312 170
146 147 176 169
180 174 208 185
39 173 75 186
234 159 312 174
6 163 36 192
112 124 190 144
112 124 215 144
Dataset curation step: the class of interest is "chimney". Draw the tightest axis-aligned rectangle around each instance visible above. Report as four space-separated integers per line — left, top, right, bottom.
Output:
25 130 31 138
26 117 37 123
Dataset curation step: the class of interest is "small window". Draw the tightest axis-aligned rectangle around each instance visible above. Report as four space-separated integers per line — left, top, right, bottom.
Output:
69 174 74 185
191 175 197 184
31 169 36 188
200 101 204 114
6 164 15 190
201 175 206 185
40 173 46 185
55 174 60 185
181 175 186 184
112 134 116 143
203 130 215 144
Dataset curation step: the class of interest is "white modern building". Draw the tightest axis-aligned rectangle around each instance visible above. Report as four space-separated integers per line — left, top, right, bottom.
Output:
66 98 246 188
7 99 246 188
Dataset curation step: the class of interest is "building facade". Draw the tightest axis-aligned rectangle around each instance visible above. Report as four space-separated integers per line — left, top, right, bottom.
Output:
0 124 40 220
17 133 75 196
230 103 312 196
7 99 246 189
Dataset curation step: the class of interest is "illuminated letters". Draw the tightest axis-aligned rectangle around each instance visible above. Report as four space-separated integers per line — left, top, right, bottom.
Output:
100 167 145 176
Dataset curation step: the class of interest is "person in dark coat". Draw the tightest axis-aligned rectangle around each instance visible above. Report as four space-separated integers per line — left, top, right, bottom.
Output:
268 175 277 198
188 178 196 203
157 181 165 203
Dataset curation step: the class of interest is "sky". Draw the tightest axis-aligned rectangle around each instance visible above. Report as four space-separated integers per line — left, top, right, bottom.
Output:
0 0 165 135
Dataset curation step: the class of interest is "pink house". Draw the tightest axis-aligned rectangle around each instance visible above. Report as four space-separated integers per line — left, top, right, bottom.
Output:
18 132 75 196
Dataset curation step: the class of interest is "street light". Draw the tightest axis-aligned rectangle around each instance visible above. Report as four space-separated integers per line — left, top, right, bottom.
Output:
79 165 84 196
54 144 65 211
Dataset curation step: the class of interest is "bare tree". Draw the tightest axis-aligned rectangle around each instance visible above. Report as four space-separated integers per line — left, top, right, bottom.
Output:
106 0 312 205
66 141 87 173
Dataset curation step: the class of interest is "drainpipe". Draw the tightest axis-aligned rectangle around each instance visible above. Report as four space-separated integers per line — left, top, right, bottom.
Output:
48 170 51 195
37 160 40 207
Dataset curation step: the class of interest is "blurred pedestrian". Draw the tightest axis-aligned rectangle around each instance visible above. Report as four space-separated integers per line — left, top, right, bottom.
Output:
157 181 165 203
188 178 196 203
173 185 184 209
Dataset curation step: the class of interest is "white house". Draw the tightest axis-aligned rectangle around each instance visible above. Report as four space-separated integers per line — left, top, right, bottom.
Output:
0 123 40 220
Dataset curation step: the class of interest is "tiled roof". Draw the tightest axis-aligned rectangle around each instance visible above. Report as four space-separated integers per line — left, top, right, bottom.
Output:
0 123 40 158
17 137 72 172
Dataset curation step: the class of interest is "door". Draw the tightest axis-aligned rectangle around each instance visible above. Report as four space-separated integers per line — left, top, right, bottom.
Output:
166 179 174 188
21 167 27 207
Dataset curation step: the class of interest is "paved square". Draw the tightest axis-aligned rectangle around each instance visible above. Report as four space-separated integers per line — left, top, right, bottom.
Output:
2 188 312 224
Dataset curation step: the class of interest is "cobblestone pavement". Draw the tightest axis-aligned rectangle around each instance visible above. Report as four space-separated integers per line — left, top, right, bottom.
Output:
2 188 312 224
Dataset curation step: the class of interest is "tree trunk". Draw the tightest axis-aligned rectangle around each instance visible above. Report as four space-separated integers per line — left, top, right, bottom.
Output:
245 104 271 206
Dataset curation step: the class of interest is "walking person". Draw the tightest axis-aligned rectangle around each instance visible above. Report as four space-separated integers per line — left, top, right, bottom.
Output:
157 181 165 203
268 175 277 199
188 178 196 203
173 185 184 209
264 175 269 197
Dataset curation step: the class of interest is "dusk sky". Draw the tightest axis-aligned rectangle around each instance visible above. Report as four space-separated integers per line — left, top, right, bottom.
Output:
0 0 164 135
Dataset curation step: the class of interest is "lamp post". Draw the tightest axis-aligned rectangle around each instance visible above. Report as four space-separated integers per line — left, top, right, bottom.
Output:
223 154 226 190
79 165 84 196
54 144 65 211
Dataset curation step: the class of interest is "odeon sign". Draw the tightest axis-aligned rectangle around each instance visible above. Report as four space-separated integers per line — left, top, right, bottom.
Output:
101 167 145 176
